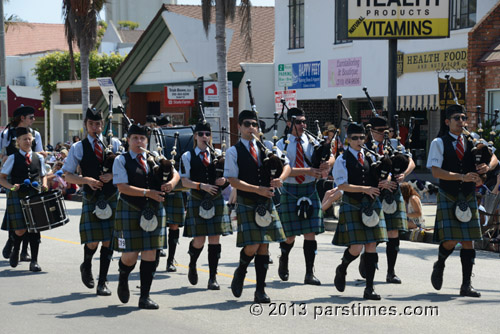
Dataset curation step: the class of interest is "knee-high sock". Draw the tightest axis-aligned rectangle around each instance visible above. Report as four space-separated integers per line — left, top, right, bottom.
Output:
237 248 254 272
98 246 113 285
140 260 156 298
255 254 269 292
188 240 203 267
83 244 97 268
460 249 476 286
27 232 40 262
364 252 378 290
339 247 359 271
167 229 180 263
279 241 294 259
303 240 317 274
386 238 400 274
21 232 29 254
12 232 24 251
437 243 454 267
208 244 221 280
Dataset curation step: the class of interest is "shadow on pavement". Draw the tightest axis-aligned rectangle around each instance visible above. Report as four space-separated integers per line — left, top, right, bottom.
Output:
11 292 95 306
55 305 138 318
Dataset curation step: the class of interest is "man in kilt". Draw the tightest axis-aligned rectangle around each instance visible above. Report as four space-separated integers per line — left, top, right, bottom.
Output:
427 105 496 297
276 108 334 286
180 120 232 290
1 106 45 262
0 127 47 272
112 124 169 309
63 108 122 296
358 116 415 284
225 109 291 303
332 123 390 300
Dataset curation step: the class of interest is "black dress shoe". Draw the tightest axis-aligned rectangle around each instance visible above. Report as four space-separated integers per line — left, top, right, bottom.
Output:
96 283 112 296
460 284 481 298
20 252 31 262
80 263 95 289
29 261 42 272
9 249 19 268
386 273 402 284
207 278 220 290
304 273 321 285
363 288 381 300
278 256 289 281
254 290 271 304
117 278 130 303
231 267 246 298
166 260 177 272
2 239 13 259
431 262 444 291
159 249 167 257
188 264 198 285
359 253 366 279
139 296 159 309
334 265 346 292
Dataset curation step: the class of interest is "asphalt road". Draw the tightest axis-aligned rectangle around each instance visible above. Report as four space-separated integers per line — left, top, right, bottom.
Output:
1 194 499 334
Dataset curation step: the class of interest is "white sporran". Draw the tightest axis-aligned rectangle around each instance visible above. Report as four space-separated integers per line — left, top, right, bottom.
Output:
361 206 379 227
454 200 472 223
199 199 215 220
255 204 272 227
296 197 313 220
381 193 397 215
93 199 112 220
140 207 158 232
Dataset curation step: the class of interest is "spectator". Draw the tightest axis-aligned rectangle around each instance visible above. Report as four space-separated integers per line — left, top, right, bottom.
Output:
400 182 424 229
72 136 81 143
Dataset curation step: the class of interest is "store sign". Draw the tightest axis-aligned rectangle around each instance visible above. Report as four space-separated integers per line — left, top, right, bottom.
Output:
203 107 233 144
398 48 467 73
289 61 321 89
164 86 194 107
274 90 297 113
328 57 362 87
347 0 450 39
438 76 465 110
203 81 233 102
0 86 7 101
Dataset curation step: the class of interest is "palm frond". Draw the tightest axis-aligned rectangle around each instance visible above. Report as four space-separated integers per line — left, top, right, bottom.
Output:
201 0 213 37
239 0 252 59
225 0 237 21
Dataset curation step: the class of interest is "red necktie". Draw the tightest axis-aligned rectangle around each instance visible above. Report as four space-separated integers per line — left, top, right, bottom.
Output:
201 151 210 167
358 151 364 166
295 138 305 184
456 136 464 161
25 153 31 165
137 154 147 174
378 142 384 155
94 141 103 163
249 141 258 165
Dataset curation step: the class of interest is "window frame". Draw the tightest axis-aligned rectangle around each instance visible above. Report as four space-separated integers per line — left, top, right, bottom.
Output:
288 0 305 50
450 0 477 30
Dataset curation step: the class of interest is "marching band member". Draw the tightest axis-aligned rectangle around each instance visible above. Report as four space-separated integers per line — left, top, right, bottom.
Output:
1 106 44 262
112 124 168 309
0 127 47 271
427 105 497 297
276 108 334 285
361 116 415 284
180 120 232 290
332 123 389 300
63 108 121 296
224 109 291 303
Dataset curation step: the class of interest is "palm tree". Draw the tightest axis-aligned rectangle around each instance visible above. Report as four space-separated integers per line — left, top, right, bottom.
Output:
63 0 106 114
201 0 252 144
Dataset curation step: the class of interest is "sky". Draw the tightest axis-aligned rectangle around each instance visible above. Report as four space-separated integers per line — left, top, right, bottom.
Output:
4 0 274 24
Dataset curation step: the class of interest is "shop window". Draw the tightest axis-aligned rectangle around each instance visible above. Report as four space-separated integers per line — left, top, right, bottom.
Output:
334 0 351 45
289 0 304 49
488 90 500 120
450 0 476 30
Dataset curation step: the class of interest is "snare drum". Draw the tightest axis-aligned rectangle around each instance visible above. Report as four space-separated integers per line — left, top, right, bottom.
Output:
21 190 70 233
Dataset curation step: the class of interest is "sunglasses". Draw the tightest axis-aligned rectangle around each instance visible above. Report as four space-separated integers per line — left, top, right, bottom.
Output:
197 131 211 137
451 115 468 121
373 127 388 132
28 115 35 120
242 121 259 128
350 135 366 141
294 120 307 125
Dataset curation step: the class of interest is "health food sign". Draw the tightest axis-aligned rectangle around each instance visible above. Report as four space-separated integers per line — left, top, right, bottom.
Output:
347 0 450 39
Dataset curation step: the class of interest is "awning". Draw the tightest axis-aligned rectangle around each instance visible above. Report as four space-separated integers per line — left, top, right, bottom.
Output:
384 94 439 112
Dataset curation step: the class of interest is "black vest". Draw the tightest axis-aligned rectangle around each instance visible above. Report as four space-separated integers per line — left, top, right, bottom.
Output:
121 152 156 207
80 138 116 196
5 128 37 156
11 151 42 184
344 149 378 201
235 141 270 201
439 133 475 196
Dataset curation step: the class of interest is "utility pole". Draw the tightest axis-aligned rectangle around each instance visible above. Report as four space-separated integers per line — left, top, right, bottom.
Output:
0 1 7 125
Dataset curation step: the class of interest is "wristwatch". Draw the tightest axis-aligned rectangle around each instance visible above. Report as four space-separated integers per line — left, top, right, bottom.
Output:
143 189 147 197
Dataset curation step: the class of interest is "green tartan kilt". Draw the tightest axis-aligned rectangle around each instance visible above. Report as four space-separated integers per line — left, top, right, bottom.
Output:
333 194 388 246
183 192 232 238
280 182 324 237
1 188 38 231
112 197 167 253
382 188 408 232
164 191 186 227
79 192 117 244
433 190 481 242
235 195 286 247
